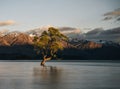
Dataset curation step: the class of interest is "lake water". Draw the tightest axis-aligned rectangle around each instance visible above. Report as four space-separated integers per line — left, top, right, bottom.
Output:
0 61 120 89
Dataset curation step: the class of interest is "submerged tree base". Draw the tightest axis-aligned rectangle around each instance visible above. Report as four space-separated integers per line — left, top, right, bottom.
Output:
40 56 52 66
40 60 46 66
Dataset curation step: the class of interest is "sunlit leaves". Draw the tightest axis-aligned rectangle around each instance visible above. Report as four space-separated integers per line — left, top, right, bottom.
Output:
34 27 68 59
50 41 63 53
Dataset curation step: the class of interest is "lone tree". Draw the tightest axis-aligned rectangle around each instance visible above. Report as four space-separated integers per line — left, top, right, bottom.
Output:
34 27 68 66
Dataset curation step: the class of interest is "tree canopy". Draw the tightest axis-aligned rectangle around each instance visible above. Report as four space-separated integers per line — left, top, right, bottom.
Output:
34 27 68 66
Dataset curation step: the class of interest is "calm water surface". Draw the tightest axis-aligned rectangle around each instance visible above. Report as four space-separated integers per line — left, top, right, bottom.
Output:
0 61 120 89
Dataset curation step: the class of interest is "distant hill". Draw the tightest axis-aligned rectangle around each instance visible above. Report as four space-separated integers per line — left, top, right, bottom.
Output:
0 32 33 46
0 33 36 60
62 39 120 60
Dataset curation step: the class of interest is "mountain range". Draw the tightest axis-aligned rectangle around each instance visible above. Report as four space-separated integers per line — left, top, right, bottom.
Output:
0 26 120 60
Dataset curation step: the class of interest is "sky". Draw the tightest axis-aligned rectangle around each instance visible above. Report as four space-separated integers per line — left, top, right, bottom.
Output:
0 0 120 32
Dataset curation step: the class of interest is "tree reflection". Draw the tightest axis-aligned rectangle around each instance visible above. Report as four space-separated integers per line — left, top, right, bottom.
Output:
33 66 63 89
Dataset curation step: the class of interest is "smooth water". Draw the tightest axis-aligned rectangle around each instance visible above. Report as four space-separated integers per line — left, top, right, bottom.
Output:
0 61 120 89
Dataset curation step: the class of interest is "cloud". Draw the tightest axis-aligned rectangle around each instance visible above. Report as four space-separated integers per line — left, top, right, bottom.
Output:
103 8 120 21
104 8 120 16
85 27 120 43
59 27 81 34
103 17 113 21
59 27 78 31
86 28 104 35
117 17 120 21
26 26 81 38
58 27 84 39
0 20 16 26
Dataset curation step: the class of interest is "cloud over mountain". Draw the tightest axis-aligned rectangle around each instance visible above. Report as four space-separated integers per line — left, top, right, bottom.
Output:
85 27 120 43
85 28 104 36
26 26 120 43
0 20 16 26
59 27 81 34
103 8 120 21
26 26 81 37
58 27 84 39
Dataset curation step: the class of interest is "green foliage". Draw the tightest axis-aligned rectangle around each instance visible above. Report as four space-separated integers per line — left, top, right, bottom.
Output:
33 36 38 42
34 27 68 59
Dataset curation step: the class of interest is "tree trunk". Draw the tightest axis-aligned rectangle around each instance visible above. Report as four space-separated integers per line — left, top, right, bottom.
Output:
40 56 51 66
